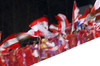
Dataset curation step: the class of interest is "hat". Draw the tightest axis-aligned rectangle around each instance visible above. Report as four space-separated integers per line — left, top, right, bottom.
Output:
42 38 46 42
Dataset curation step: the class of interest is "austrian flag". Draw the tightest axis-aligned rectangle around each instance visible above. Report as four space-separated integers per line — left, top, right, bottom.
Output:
55 14 69 34
72 1 80 21
0 34 20 50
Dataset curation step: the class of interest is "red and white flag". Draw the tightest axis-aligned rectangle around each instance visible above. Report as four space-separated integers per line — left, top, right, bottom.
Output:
91 0 100 13
27 28 43 37
72 1 80 33
28 16 49 37
0 34 20 50
0 46 6 51
29 16 48 30
95 12 100 20
83 8 90 18
28 23 52 38
49 24 58 31
17 32 30 40
55 13 69 28
72 1 80 21
55 13 69 34
77 8 90 25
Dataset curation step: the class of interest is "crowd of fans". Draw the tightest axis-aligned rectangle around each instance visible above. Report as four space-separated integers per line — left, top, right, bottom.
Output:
0 0 100 66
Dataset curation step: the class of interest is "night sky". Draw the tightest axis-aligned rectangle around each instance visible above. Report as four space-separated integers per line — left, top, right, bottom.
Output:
0 0 95 41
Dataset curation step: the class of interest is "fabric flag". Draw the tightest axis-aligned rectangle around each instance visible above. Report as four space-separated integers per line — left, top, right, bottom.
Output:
72 1 80 33
91 0 100 13
0 46 6 51
72 1 80 21
83 8 90 18
27 28 43 37
88 22 98 30
90 9 100 21
28 16 49 37
95 12 100 21
29 16 48 30
55 13 69 34
0 34 20 50
49 24 58 32
78 18 86 26
55 13 69 27
76 20 82 30
77 8 90 25
17 32 31 40
85 8 99 25
28 23 53 38
79 8 90 20
37 23 55 39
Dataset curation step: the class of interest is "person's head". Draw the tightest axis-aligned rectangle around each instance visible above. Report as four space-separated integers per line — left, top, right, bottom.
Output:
42 38 46 43
88 20 94 25
62 35 67 39
48 38 53 43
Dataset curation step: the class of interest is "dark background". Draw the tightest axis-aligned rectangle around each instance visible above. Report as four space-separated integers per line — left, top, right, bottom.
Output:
0 0 95 41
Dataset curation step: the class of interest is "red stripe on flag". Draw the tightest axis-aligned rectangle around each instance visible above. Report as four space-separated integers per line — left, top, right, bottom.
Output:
29 16 48 28
0 34 20 50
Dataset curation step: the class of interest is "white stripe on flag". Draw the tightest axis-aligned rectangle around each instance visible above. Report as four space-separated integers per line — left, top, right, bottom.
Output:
18 35 27 40
39 21 48 29
31 25 38 31
61 21 66 32
4 38 19 47
58 14 65 21
74 7 79 19
95 12 100 16
0 46 5 51
94 0 100 10
80 18 86 24
50 25 58 30
27 29 38 37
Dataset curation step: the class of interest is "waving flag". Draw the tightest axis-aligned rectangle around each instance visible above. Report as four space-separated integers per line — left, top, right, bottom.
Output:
77 8 90 25
91 0 100 13
28 16 49 37
0 34 20 50
76 20 83 30
29 16 48 30
17 32 31 41
55 13 69 28
55 13 69 34
83 8 90 18
72 1 80 21
87 9 100 22
95 12 100 21
28 23 52 38
79 8 90 20
72 1 80 33
27 28 43 37
0 46 6 51
92 9 100 21
49 24 58 32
